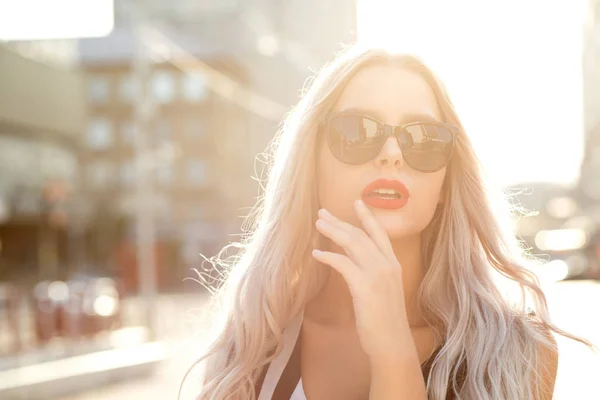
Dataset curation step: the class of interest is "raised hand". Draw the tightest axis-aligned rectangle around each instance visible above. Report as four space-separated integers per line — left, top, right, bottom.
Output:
312 200 413 365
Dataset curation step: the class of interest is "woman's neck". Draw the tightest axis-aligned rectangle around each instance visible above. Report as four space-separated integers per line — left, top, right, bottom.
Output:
305 235 426 328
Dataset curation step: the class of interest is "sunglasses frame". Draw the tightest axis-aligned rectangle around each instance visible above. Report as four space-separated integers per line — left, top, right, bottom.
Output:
320 111 460 172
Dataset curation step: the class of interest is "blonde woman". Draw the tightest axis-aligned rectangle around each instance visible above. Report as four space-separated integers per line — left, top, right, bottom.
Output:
187 46 587 399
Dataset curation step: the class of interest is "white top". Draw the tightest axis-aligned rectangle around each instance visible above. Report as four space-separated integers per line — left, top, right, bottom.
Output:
258 309 306 400
290 379 306 400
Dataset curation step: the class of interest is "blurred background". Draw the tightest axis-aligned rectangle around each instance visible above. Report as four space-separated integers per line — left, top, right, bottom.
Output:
0 0 599 399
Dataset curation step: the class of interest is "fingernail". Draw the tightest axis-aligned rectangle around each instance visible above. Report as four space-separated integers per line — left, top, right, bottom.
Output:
318 208 330 217
316 219 327 228
312 249 321 256
355 199 365 208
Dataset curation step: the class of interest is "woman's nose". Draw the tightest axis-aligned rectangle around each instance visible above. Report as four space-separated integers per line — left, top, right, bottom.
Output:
374 137 404 169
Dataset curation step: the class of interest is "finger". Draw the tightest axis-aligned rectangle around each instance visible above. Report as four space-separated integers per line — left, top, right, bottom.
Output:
317 208 372 243
312 249 360 288
318 208 348 227
353 200 395 258
318 208 387 259
315 218 353 251
316 219 379 267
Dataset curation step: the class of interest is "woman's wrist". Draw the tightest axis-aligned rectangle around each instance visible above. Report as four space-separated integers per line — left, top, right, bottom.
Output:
369 347 417 372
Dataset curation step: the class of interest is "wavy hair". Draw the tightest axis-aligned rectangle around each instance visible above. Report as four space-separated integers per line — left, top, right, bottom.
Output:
183 45 590 400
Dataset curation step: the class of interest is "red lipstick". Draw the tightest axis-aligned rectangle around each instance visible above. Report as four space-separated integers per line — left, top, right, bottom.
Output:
361 179 410 210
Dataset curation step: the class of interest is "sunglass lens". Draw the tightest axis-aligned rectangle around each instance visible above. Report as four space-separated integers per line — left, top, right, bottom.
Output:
401 124 454 172
327 115 384 164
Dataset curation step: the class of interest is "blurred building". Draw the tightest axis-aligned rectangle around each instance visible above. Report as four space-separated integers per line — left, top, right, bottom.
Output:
512 3 600 280
75 0 357 290
78 57 247 289
502 4 600 280
581 0 600 204
0 45 85 284
577 0 600 278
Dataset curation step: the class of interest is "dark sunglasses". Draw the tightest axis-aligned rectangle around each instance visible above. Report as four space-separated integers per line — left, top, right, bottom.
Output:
320 112 458 172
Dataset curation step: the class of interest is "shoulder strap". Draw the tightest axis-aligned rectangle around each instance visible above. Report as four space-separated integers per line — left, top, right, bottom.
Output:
258 308 305 400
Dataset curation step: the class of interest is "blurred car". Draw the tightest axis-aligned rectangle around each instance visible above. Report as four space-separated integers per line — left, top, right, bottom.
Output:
528 225 600 280
32 277 122 343
0 282 22 353
508 183 600 281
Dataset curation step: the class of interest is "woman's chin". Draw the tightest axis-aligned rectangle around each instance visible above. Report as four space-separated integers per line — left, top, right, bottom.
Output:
383 226 414 240
373 214 421 240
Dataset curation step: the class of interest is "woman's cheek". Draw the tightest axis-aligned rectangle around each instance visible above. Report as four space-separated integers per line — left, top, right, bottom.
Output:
318 180 362 223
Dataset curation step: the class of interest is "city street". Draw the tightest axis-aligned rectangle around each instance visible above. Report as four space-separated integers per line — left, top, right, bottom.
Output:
2 1 599 400
59 280 600 400
57 291 213 400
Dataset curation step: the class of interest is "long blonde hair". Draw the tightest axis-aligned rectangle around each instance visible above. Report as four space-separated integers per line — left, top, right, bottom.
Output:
185 45 588 399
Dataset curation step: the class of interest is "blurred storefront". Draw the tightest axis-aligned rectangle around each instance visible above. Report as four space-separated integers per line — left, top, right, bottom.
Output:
0 46 161 395
0 45 85 285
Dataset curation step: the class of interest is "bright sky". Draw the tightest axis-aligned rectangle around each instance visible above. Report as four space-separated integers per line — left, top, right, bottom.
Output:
0 0 113 40
357 0 588 188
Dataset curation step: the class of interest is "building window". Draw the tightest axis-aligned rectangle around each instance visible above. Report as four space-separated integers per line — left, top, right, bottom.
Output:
119 73 140 102
87 161 113 189
86 117 113 150
156 163 173 186
120 161 136 186
186 159 209 186
88 76 110 103
182 71 209 101
151 70 176 103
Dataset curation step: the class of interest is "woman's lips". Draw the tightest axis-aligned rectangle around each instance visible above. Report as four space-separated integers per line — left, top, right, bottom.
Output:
361 178 410 210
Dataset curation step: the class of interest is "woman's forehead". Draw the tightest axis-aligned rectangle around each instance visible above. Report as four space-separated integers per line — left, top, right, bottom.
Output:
333 64 442 126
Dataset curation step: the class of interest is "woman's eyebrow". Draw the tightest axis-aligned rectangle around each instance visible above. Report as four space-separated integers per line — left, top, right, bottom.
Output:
336 108 442 125
398 112 441 124
337 106 386 122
